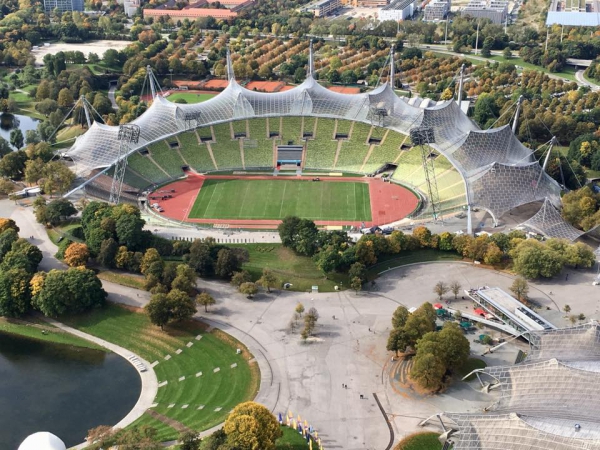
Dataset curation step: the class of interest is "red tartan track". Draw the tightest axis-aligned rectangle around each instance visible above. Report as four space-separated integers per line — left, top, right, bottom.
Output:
150 174 419 229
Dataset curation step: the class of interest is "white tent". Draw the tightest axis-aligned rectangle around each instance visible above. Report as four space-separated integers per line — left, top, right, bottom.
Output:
18 432 66 450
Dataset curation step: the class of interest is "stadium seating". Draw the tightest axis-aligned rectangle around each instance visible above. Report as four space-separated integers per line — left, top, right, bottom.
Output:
362 129 406 173
177 131 216 172
147 141 186 178
335 119 352 138
305 118 337 169
268 117 280 137
197 126 213 141
127 151 170 184
231 119 247 138
303 117 316 138
280 117 303 143
210 123 243 169
244 118 274 168
335 122 371 172
391 147 423 186
123 167 153 190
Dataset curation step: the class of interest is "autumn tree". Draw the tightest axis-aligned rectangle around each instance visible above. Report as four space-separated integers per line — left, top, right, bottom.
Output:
195 292 215 312
257 268 278 293
434 281 449 300
350 276 362 294
0 268 32 317
223 402 282 450
450 281 461 299
239 281 258 299
64 242 90 267
510 277 529 303
230 270 251 287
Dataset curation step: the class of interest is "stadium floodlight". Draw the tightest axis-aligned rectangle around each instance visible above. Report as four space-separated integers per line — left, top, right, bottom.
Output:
109 124 141 205
411 126 442 222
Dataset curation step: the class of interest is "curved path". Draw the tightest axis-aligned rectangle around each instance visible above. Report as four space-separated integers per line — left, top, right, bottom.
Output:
8 202 600 449
41 317 158 449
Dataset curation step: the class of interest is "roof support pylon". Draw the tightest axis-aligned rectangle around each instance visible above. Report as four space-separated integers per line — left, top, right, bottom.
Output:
456 64 465 104
389 47 395 88
512 95 523 135
146 65 162 99
226 48 235 81
80 95 92 128
308 40 315 77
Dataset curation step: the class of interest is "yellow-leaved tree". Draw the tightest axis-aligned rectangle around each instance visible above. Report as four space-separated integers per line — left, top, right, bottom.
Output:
224 402 282 450
64 242 90 267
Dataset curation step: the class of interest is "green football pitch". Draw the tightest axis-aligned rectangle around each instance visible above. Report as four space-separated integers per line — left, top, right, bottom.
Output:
188 178 372 221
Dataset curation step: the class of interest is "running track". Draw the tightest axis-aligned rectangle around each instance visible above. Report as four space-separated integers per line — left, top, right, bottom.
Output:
150 174 419 229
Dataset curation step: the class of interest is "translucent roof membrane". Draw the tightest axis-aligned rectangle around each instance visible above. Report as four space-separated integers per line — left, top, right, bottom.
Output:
523 198 584 241
525 322 600 362
65 76 561 220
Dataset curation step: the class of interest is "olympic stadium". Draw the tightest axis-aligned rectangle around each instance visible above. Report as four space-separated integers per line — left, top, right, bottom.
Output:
430 322 600 450
63 45 577 237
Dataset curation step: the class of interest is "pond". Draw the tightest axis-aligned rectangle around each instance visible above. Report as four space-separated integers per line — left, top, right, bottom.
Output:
0 113 40 148
0 333 141 449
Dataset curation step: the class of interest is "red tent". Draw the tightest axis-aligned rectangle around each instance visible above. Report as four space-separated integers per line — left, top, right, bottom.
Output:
474 308 485 316
433 303 443 309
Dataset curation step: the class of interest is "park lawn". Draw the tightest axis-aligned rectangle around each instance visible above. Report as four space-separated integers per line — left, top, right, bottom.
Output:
63 303 260 440
275 426 310 449
485 55 577 81
96 269 146 290
395 432 442 450
368 249 463 277
189 179 372 222
0 317 104 350
458 357 487 381
232 244 349 293
166 92 215 103
56 124 86 143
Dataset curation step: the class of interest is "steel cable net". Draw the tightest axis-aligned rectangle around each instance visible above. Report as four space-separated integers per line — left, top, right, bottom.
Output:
522 198 584 241
481 358 600 420
446 413 600 450
65 74 560 220
525 322 600 362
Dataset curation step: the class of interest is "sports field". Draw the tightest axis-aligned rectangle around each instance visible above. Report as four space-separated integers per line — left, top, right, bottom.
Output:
166 92 215 103
189 178 372 221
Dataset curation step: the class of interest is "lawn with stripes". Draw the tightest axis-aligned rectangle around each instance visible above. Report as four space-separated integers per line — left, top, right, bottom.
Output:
189 179 372 221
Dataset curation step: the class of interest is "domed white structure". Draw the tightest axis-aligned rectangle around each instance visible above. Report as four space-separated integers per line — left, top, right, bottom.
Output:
18 432 66 450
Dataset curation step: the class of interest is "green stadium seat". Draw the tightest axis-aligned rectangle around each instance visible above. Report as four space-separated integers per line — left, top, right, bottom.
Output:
305 118 337 170
210 123 243 169
335 121 371 173
148 141 185 178
177 131 216 172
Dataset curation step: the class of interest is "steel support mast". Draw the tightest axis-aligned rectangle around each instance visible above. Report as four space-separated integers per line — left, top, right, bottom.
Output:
410 126 442 222
109 124 141 204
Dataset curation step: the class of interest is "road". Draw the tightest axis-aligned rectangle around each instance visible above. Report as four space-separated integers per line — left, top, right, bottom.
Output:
576 70 600 91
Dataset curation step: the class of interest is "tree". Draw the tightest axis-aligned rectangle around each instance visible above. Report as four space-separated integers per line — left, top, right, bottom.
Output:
2 240 42 273
350 276 362 294
10 129 24 149
403 303 436 346
231 270 251 287
32 268 107 317
0 177 14 195
392 305 409 329
510 277 529 303
303 307 319 336
97 238 118 268
450 281 461 300
412 226 432 248
179 430 201 450
64 242 90 267
348 262 367 282
295 302 305 316
0 268 32 317
44 198 77 225
140 248 163 277
410 352 447 391
563 304 571 315
433 281 449 300
185 239 214 276
171 264 197 294
503 47 512 59
24 158 45 185
510 239 563 279
239 282 258 299
57 87 74 107
195 292 215 312
0 150 28 179
0 228 18 260
0 218 19 234
146 293 171 330
386 328 410 356
277 216 318 256
257 268 277 293
167 289 196 322
215 248 239 278
41 161 75 196
224 402 282 450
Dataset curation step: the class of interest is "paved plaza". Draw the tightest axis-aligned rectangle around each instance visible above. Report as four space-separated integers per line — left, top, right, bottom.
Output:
6 201 600 448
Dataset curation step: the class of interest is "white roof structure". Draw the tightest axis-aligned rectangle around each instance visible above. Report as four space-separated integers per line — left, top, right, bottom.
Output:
64 48 562 224
443 323 600 450
18 432 66 450
522 197 584 241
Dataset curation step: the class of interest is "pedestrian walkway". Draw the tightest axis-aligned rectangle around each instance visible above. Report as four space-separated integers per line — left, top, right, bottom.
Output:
41 317 158 449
